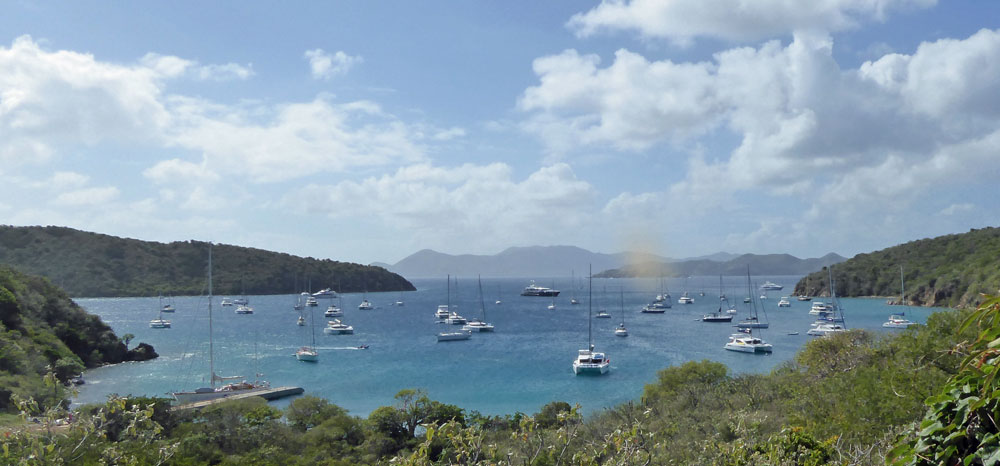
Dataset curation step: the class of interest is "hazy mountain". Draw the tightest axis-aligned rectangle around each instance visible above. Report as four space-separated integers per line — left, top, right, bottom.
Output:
388 246 670 278
596 253 847 278
386 246 841 279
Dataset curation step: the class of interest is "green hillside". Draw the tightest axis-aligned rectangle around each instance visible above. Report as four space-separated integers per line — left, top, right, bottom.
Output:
794 227 1000 308
0 265 154 411
0 225 414 297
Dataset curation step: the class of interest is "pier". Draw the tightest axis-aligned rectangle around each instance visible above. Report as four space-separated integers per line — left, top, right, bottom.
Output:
171 386 304 411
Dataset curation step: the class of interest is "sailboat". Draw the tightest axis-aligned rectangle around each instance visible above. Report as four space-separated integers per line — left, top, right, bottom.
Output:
809 266 848 336
438 274 471 341
358 288 373 310
573 266 610 375
495 283 502 305
736 268 769 329
547 280 557 310
160 295 175 313
884 265 915 328
295 304 319 362
235 280 253 314
570 271 580 305
614 288 628 337
149 297 171 328
463 275 494 332
703 274 734 322
172 244 269 404
325 294 343 317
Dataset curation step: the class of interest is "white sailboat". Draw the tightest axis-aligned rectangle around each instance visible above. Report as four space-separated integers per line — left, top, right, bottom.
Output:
614 288 628 337
438 274 470 341
463 275 495 332
736 268 770 329
172 244 269 404
149 299 171 329
573 266 610 375
570 271 580 305
160 295 175 313
295 304 319 362
809 266 847 336
884 265 916 329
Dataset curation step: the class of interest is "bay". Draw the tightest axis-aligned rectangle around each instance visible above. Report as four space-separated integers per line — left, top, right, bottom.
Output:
72 275 940 417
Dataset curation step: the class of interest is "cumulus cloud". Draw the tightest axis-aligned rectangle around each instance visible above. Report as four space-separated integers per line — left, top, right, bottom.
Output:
304 48 362 79
51 186 120 206
567 0 937 44
940 203 974 216
280 163 597 253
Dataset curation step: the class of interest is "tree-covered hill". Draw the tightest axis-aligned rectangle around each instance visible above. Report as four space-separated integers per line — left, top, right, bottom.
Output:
794 227 1000 307
0 225 415 297
0 265 154 411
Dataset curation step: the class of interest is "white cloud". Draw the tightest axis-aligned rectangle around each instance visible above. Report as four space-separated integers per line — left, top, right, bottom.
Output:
195 62 255 81
940 203 974 216
304 48 362 80
143 158 219 184
567 0 937 44
281 163 597 254
433 127 466 141
49 171 90 189
51 186 120 206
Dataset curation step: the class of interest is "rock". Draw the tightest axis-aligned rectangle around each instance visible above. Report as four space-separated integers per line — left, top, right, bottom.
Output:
126 342 159 361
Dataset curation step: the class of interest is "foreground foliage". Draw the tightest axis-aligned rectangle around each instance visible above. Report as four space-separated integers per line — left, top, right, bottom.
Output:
2 303 978 465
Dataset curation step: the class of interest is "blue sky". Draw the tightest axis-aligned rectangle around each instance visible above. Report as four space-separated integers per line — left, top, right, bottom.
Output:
1 0 998 265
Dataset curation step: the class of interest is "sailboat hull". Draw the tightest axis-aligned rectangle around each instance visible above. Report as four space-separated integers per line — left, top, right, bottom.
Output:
572 362 610 375
172 385 271 404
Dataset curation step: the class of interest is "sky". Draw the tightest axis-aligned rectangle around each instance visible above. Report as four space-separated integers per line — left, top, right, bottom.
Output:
1 0 998 265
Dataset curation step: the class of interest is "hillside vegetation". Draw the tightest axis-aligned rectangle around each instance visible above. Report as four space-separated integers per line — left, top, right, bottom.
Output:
0 225 414 297
794 227 1000 307
0 265 154 412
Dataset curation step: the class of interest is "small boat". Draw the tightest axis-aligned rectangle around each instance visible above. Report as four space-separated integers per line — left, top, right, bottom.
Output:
312 288 337 298
305 296 318 307
614 289 628 337
702 312 733 322
743 297 751 303
883 314 915 328
445 312 467 325
724 330 773 353
357 345 369 349
808 302 830 315
233 297 249 306
235 304 254 314
797 295 812 301
760 281 783 290
435 305 451 319
787 332 800 335
641 302 668 313
777 297 791 307
220 297 233 307
295 346 318 362
521 281 560 297
358 299 374 310
149 317 171 328
296 303 319 362
678 292 694 304
296 315 305 326
437 330 472 342
595 309 612 318
160 295 175 313
324 304 343 317
807 323 846 336
323 319 354 335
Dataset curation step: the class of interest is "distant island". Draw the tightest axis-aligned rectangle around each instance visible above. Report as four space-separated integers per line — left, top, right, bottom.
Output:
795 226 1000 308
0 225 414 297
381 245 844 279
595 252 846 278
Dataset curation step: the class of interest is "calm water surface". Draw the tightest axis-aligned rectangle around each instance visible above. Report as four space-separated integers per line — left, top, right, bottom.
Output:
73 276 943 417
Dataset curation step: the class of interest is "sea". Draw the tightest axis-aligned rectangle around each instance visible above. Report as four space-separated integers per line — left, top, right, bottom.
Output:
71 275 942 418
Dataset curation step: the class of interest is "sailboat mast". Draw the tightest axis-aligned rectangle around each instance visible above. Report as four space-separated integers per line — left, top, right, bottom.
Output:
447 274 451 311
588 265 593 348
478 275 486 320
900 264 905 305
208 243 215 388
620 287 625 326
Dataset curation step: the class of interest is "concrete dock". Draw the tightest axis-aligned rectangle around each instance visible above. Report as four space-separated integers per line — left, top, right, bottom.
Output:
171 386 304 411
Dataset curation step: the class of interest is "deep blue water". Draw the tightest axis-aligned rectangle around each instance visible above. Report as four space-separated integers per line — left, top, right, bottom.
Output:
72 276 943 417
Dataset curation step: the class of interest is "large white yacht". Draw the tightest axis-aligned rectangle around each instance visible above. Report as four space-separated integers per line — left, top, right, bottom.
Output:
521 281 560 297
760 281 783 290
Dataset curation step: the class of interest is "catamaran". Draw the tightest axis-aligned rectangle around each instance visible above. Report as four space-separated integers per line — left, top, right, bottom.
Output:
573 266 610 375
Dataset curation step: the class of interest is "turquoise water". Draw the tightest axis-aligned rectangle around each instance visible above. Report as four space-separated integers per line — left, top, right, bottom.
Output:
72 276 942 417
